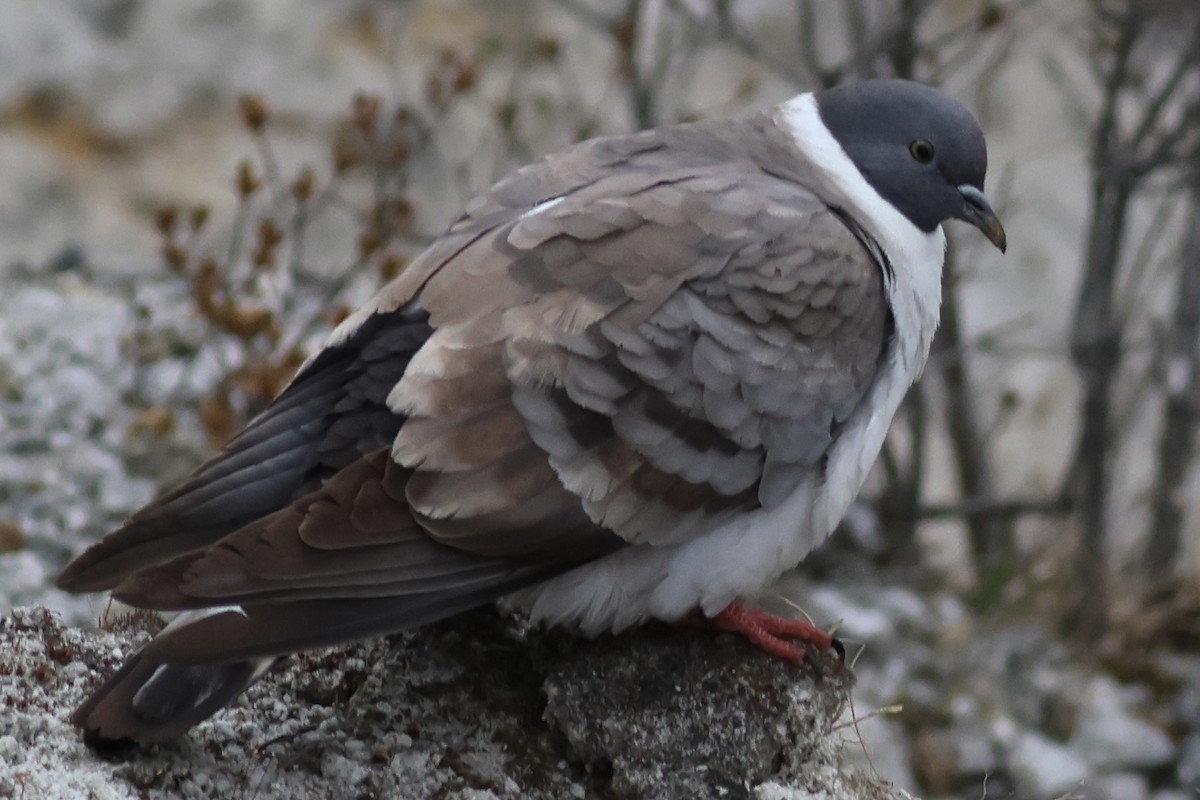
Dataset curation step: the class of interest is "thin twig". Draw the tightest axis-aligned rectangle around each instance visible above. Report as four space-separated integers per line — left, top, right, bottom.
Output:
919 496 1073 521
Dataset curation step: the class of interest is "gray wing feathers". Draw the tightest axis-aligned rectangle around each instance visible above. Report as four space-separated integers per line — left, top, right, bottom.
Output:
403 137 888 538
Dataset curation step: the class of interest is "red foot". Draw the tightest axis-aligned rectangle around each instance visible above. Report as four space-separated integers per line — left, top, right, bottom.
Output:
703 601 843 664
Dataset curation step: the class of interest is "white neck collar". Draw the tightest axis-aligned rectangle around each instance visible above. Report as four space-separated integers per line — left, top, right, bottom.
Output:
774 92 946 371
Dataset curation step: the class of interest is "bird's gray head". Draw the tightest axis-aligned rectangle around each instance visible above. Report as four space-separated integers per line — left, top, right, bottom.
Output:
816 79 1006 252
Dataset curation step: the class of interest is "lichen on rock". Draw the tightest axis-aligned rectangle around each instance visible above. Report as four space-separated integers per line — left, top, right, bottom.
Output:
0 606 910 800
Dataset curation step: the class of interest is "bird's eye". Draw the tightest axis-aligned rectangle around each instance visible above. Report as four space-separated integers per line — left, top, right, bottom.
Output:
909 139 935 163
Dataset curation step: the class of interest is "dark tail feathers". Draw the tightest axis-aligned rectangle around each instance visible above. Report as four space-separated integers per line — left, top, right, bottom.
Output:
73 570 555 744
74 649 274 744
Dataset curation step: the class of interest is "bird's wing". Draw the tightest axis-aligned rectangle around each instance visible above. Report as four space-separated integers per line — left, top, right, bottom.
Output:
53 301 437 592
61 119 889 610
401 159 890 550
55 130 669 594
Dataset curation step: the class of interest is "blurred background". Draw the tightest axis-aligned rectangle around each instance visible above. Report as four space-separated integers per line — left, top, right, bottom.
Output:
1 1 1199 798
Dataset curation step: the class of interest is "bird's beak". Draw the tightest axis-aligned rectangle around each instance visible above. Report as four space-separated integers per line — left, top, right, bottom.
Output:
957 184 1006 253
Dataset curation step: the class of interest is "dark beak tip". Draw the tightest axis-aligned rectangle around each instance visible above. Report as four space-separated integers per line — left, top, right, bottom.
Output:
957 184 1006 254
992 228 1008 254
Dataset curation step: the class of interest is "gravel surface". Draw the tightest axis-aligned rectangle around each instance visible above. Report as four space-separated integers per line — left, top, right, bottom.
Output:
0 605 905 800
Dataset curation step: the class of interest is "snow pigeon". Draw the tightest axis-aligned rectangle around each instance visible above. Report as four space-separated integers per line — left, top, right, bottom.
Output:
57 79 1006 743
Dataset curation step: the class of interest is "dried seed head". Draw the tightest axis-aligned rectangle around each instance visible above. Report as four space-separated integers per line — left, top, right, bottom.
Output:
154 205 179 235
199 391 236 450
358 228 383 260
131 406 175 438
613 16 636 50
533 37 561 61
252 219 285 269
980 4 1007 29
258 219 284 248
352 93 381 135
251 251 273 270
161 241 188 272
238 94 270 132
236 160 261 198
378 253 407 281
191 258 222 315
189 204 211 232
383 141 411 168
324 305 353 327
332 134 362 173
222 304 278 341
453 62 477 94
376 197 414 233
291 166 316 202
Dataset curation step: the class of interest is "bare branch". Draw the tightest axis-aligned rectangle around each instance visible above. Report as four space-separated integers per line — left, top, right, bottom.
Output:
933 246 1015 576
1145 191 1200 572
796 0 834 85
919 496 1073 521
710 6 808 86
1129 26 1200 155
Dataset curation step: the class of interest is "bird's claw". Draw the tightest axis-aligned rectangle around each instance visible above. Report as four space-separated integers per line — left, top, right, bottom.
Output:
705 600 842 667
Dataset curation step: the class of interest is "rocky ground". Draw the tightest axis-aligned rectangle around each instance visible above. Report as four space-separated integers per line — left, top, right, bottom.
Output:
0 604 899 800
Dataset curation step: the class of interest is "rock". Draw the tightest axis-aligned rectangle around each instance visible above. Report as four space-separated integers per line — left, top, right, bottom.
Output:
1155 652 1200 728
0 0 376 132
1069 676 1175 769
1086 772 1148 800
913 717 998 789
952 726 1000 776
543 623 852 799
1152 791 1193 800
0 274 162 622
961 624 1075 731
798 585 929 642
0 552 48 596
1007 730 1088 798
0 606 912 800
1176 732 1200 785
755 783 918 800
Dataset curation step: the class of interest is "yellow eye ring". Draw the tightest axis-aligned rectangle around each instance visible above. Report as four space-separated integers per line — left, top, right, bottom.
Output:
909 139 935 163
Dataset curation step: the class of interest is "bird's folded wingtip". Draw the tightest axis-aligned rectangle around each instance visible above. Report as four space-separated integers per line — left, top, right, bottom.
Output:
54 555 106 594
71 647 269 746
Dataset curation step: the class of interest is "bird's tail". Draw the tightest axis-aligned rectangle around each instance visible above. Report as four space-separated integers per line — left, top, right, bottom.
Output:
73 573 553 743
72 607 279 743
73 650 275 744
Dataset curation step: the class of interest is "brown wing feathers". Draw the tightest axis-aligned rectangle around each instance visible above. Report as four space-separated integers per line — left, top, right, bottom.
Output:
111 451 514 609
